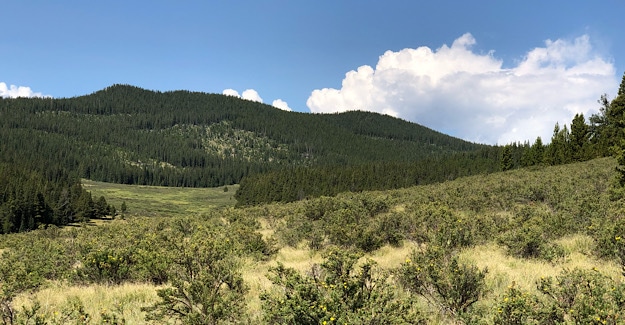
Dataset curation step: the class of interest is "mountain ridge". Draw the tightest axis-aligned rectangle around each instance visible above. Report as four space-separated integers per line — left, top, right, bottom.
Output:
0 84 492 189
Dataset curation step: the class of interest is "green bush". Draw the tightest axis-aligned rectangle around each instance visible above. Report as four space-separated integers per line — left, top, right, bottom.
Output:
495 268 625 324
537 268 625 324
80 247 133 284
591 215 625 264
498 216 566 262
143 231 248 324
261 248 424 324
493 285 551 325
1 250 44 324
397 245 488 320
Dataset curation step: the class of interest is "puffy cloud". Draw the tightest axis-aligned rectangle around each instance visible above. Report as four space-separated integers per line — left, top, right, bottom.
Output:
0 82 47 98
306 33 616 144
223 88 291 111
272 99 292 111
241 89 263 103
222 88 263 102
222 88 240 97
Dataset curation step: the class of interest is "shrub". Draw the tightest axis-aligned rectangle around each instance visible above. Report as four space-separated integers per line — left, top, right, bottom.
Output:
80 247 133 284
497 216 566 262
261 248 425 324
397 245 488 320
537 268 625 324
591 215 625 264
493 285 550 325
142 231 248 324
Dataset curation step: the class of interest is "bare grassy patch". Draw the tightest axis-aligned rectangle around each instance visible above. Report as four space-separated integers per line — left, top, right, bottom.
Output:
460 239 622 295
13 282 159 324
369 241 419 269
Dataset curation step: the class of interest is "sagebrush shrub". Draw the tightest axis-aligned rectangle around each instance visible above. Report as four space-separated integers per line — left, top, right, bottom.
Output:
261 248 425 324
397 245 488 320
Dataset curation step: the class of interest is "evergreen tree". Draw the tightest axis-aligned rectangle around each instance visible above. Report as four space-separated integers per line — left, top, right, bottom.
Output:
569 113 590 161
532 137 545 165
546 123 571 165
501 145 513 171
589 94 613 156
121 201 128 217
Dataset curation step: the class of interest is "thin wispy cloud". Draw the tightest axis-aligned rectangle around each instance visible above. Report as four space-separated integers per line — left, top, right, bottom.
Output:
0 82 47 98
306 33 616 144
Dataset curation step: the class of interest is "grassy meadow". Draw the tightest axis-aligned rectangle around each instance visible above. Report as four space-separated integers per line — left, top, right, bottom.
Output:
3 157 625 324
82 179 238 217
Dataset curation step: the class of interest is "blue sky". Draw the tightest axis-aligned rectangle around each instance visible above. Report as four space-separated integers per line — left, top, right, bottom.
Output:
2 0 624 144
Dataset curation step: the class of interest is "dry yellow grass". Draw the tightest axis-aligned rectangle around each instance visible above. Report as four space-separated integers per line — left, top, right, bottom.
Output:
257 217 275 240
13 282 159 324
368 242 419 269
460 234 622 295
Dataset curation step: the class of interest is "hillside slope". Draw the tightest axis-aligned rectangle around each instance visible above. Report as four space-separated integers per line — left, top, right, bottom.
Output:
0 84 490 188
2 158 623 323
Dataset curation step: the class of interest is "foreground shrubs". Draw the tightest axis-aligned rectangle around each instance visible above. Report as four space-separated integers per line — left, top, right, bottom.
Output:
397 245 488 321
261 248 425 324
495 268 625 324
143 228 248 324
279 195 396 252
0 209 276 323
497 206 567 262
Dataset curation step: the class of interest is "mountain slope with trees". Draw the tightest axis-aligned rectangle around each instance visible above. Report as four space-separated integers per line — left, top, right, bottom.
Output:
1 72 624 229
0 84 488 189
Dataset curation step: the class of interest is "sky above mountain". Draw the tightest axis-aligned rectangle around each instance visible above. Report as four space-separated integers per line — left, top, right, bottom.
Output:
2 0 624 144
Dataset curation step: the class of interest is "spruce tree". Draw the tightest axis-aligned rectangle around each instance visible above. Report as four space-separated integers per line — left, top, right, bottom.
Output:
570 113 590 161
500 145 513 171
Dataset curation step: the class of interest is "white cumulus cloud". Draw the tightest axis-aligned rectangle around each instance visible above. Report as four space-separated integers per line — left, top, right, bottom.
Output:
222 88 264 102
222 88 292 111
241 89 263 103
306 33 616 144
0 82 47 98
222 88 240 97
272 99 292 111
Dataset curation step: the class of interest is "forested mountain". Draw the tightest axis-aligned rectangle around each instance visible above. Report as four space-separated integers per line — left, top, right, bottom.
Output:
2 72 623 226
0 84 487 189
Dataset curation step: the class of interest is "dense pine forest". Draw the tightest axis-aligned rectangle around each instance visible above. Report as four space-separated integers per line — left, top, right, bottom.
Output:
237 73 625 205
0 84 485 188
0 84 490 233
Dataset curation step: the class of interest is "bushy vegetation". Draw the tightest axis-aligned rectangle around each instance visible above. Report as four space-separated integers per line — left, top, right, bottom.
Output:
262 248 425 324
1 157 625 323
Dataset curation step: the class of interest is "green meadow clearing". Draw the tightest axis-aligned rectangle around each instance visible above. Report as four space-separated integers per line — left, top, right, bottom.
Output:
82 179 238 217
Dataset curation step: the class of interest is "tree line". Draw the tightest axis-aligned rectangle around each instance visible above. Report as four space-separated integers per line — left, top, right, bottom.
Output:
0 163 113 234
501 72 625 172
238 72 625 206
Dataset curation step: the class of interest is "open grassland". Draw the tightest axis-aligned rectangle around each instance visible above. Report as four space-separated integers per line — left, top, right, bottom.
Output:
82 179 238 217
4 158 625 324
